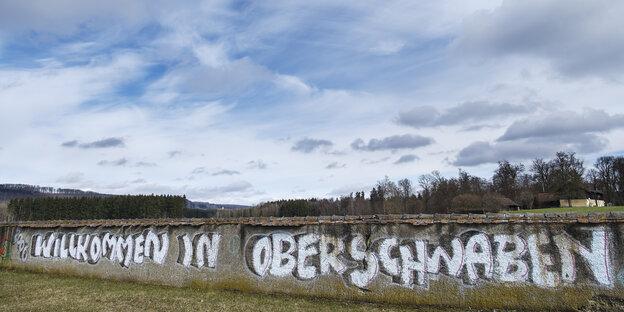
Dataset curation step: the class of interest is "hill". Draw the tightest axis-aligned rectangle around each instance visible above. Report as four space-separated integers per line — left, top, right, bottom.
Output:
0 183 249 211
0 183 110 201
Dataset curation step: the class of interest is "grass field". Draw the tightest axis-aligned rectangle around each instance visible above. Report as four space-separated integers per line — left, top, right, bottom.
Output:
507 206 624 214
0 268 469 312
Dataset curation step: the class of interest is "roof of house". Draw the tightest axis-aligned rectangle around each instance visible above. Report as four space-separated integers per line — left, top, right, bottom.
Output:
537 193 559 202
498 197 519 207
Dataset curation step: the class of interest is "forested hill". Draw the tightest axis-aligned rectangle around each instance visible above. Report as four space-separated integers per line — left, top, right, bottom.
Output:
0 183 249 221
0 184 111 201
8 195 187 220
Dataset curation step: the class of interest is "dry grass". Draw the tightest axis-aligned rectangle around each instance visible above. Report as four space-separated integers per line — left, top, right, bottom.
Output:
0 268 467 312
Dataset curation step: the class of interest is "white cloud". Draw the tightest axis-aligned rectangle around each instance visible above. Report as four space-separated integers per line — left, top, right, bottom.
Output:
352 135 434 151
1 0 624 205
370 40 405 55
56 172 84 184
274 74 314 95
452 0 624 78
0 0 154 39
193 42 229 68
498 109 624 141
292 138 333 153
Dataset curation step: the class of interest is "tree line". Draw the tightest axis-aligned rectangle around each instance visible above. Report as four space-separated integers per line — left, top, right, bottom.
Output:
7 195 187 221
3 151 623 220
0 183 106 201
216 151 624 218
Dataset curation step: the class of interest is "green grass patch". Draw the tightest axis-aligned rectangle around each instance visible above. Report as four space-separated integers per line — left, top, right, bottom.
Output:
506 206 624 214
0 268 469 312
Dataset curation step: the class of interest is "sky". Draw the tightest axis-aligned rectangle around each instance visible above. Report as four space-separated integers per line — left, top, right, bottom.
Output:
1 0 623 205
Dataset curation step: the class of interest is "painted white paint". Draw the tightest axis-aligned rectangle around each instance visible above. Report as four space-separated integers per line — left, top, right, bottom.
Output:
399 240 427 287
527 231 560 287
30 230 169 268
24 227 614 290
348 235 379 288
297 233 319 279
319 235 345 275
270 233 297 277
493 234 528 282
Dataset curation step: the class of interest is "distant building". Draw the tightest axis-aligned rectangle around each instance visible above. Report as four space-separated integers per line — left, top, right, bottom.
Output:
499 197 520 211
559 189 605 208
559 198 605 208
536 193 560 208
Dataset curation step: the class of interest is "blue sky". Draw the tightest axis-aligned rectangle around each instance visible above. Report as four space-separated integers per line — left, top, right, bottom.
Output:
1 0 624 204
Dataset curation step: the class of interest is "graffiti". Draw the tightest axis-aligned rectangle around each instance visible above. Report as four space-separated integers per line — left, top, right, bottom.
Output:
177 232 221 269
5 224 616 295
244 229 612 289
227 234 240 255
14 229 28 262
30 230 168 267
0 228 12 261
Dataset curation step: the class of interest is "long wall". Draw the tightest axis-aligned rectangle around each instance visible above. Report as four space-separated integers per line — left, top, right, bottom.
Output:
2 214 624 309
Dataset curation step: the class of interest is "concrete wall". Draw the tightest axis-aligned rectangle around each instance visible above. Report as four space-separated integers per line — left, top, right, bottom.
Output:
2 214 624 310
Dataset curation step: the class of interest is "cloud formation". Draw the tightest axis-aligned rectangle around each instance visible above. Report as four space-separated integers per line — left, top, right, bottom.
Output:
397 101 533 128
352 134 434 151
453 0 624 77
207 181 253 194
135 161 157 168
454 133 607 166
97 158 128 166
56 172 85 184
498 109 624 141
247 160 267 170
1 1 623 204
211 170 240 176
394 154 419 165
62 137 125 149
451 109 624 166
326 162 346 169
291 138 333 153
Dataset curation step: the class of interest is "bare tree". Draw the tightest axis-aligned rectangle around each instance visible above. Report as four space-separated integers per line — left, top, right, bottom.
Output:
594 156 616 204
398 178 412 211
531 158 553 193
552 151 585 207
418 173 435 212
492 160 525 202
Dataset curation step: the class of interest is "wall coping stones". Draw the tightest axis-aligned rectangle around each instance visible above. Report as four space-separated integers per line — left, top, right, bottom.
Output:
2 212 624 228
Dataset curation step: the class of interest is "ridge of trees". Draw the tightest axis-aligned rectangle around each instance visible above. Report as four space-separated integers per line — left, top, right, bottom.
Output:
7 195 187 221
0 184 110 202
216 151 624 218
2 151 624 221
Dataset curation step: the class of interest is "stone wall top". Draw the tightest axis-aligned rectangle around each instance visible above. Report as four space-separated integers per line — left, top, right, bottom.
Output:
2 212 624 228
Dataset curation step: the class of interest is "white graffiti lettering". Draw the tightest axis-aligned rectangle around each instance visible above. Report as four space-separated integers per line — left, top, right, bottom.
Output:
493 235 528 282
527 231 560 287
555 230 611 285
349 235 378 288
14 229 28 262
270 233 297 277
22 227 614 290
176 232 221 269
30 230 168 268
297 233 319 279
319 235 345 275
